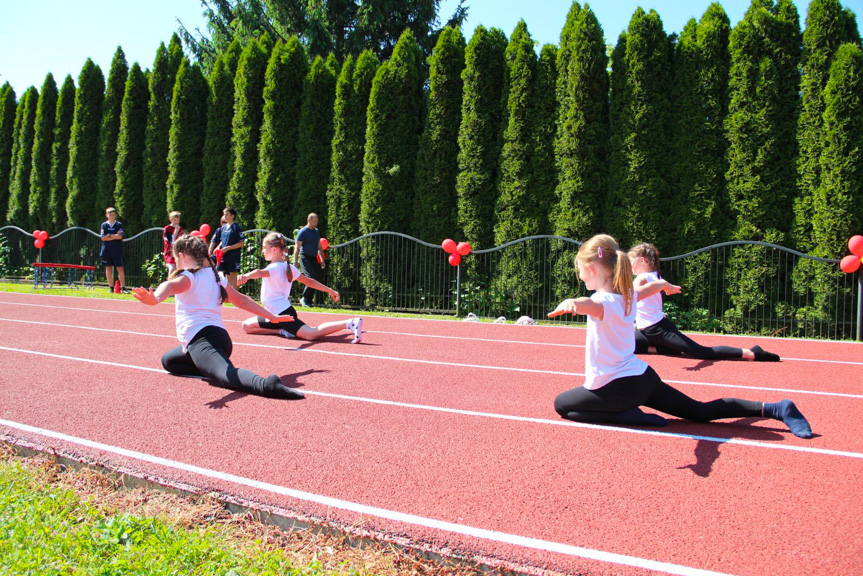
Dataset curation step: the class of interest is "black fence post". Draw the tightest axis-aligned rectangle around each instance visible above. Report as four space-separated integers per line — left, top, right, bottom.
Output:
857 270 862 342
456 262 461 317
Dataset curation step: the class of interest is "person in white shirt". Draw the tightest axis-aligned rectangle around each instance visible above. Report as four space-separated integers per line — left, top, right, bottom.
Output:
237 233 363 344
628 242 779 361
548 234 812 438
132 235 304 399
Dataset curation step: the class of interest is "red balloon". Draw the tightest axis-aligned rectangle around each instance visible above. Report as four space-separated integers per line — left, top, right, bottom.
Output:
442 238 457 253
38 230 49 240
456 241 471 256
448 253 461 266
840 254 861 273
32 229 41 238
320 238 329 250
848 235 863 258
214 248 224 265
34 238 45 249
199 223 211 236
190 230 203 238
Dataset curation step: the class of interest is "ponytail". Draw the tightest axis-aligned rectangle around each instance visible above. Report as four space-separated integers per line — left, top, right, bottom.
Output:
612 250 634 315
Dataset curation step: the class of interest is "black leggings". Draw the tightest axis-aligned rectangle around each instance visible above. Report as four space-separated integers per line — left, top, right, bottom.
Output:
635 317 742 360
554 366 762 423
161 325 271 395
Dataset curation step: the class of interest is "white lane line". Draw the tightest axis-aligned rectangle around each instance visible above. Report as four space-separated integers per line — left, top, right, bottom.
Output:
1 345 862 460
1 317 861 399
0 418 736 576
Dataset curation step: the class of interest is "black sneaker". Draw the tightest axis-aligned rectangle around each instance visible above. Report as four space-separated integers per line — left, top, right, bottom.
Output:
751 345 780 362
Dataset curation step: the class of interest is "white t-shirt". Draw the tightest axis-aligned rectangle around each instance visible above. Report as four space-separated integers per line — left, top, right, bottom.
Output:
634 271 665 330
584 290 648 390
174 269 227 351
260 261 301 314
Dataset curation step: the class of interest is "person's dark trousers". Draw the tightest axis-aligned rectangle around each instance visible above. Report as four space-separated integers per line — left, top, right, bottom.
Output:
299 253 321 305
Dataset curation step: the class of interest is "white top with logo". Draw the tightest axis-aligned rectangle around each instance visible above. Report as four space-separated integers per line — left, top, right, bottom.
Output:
584 290 648 390
175 270 227 351
260 261 301 314
634 271 665 330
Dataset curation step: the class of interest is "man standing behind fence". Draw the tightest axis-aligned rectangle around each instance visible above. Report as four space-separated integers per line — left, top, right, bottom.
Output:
100 207 126 292
293 213 325 307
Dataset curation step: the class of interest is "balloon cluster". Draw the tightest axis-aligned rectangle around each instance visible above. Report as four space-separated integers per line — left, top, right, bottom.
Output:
840 235 863 273
317 238 329 264
32 229 49 249
442 238 471 266
189 223 211 240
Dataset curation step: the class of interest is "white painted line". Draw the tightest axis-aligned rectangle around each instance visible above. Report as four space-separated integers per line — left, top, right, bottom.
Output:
1 317 860 399
0 418 736 576
1 345 862 460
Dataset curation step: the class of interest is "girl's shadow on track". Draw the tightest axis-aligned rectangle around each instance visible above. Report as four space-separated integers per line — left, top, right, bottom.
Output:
683 359 717 372
204 368 327 409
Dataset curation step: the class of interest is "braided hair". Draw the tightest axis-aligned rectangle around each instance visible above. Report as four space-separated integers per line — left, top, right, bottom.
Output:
170 234 228 304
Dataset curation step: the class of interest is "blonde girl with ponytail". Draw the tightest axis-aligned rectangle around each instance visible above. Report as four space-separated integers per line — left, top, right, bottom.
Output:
132 235 304 400
548 234 813 438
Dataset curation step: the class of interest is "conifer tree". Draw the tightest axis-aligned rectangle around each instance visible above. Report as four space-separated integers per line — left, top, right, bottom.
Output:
114 63 150 233
255 37 309 233
606 31 628 231
793 0 860 251
412 26 466 243
293 54 337 230
223 39 244 76
454 26 508 249
48 76 75 230
226 38 269 223
327 50 379 245
360 29 424 235
66 60 105 228
531 44 557 234
6 87 39 227
28 74 59 230
604 8 673 250
166 60 209 226
96 47 128 212
552 3 608 242
201 55 235 229
0 84 16 224
142 43 175 228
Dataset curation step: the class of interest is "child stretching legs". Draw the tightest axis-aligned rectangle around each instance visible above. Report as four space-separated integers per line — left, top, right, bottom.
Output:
238 233 363 344
549 235 812 438
628 242 779 361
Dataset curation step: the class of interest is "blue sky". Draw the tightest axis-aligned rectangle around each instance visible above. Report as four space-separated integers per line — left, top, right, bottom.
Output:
3 0 857 97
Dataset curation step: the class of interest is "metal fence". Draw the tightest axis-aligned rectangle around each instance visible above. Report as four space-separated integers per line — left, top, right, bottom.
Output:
1 226 859 340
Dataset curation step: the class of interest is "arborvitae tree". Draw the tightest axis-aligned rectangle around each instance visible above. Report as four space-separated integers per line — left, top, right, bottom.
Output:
6 87 39 227
226 38 269 223
454 26 508 249
48 76 75 230
4 89 27 226
293 54 338 230
360 29 424 235
793 0 861 251
166 60 209 226
254 37 309 233
327 50 379 245
28 74 59 230
494 21 538 245
0 84 16 224
671 4 732 253
552 3 609 243
412 26 466 243
168 33 185 83
114 63 150 233
604 8 673 250
142 43 175 228
726 0 801 244
66 60 105 228
201 56 235 229
606 31 628 229
223 39 244 76
96 47 128 212
531 44 557 234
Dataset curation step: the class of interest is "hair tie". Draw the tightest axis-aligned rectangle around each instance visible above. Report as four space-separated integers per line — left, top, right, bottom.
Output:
597 246 603 259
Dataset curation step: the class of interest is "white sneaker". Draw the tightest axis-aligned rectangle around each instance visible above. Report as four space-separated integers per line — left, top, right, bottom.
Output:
278 328 294 338
493 316 507 324
349 317 363 344
299 297 309 307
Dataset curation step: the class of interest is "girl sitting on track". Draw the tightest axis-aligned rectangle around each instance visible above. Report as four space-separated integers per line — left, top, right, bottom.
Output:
132 235 304 400
237 232 363 344
548 234 812 438
628 242 780 362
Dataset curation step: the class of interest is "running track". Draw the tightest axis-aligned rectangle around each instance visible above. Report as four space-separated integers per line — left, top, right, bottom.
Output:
0 292 861 576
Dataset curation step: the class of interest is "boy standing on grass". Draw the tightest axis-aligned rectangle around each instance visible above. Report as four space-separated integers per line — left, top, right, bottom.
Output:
163 211 185 275
100 207 125 292
210 207 244 289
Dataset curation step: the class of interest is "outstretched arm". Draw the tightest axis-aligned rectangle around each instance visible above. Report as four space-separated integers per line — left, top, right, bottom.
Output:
132 275 191 305
548 297 604 320
237 268 271 286
636 279 681 299
224 283 294 322
295 273 340 302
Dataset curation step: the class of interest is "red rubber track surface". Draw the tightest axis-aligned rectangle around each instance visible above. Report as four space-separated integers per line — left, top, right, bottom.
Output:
1 292 861 576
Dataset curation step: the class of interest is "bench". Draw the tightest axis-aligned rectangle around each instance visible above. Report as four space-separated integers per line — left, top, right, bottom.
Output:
32 263 96 289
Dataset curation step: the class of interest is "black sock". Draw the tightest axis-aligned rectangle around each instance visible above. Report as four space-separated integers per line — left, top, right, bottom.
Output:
614 408 668 427
763 400 812 438
751 345 780 362
262 375 305 400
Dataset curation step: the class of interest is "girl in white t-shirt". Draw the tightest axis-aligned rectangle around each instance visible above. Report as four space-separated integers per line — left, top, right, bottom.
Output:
628 242 779 361
132 235 303 399
548 234 812 438
237 233 363 344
